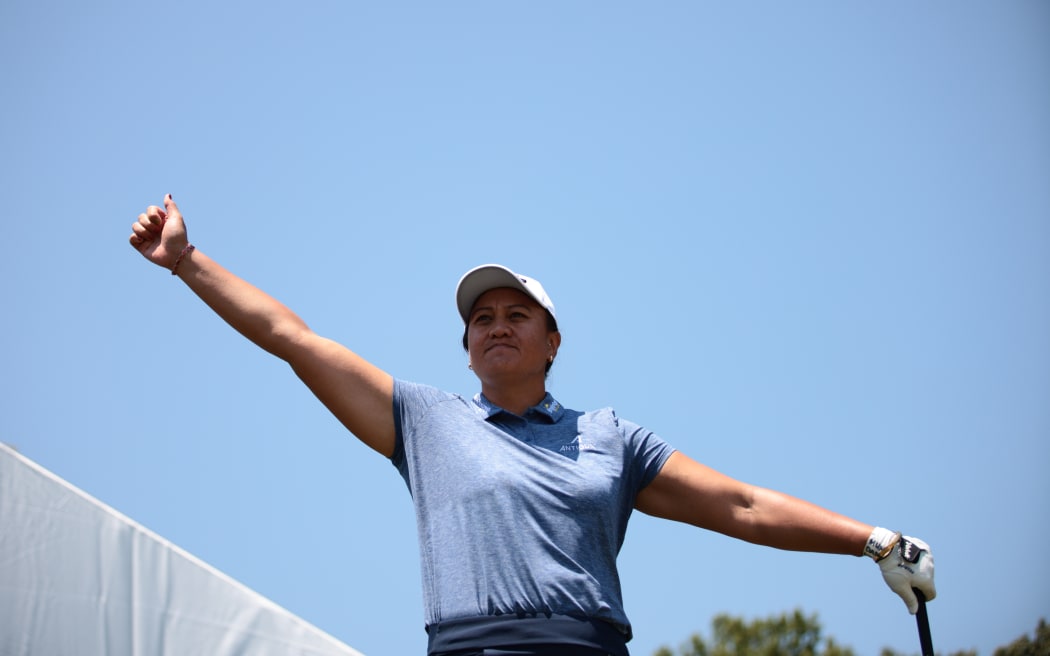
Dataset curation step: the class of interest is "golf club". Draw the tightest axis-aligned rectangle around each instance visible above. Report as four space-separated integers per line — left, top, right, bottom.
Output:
914 588 933 656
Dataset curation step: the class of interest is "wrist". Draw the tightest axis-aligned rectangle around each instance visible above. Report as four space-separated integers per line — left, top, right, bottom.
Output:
171 243 196 276
864 526 901 561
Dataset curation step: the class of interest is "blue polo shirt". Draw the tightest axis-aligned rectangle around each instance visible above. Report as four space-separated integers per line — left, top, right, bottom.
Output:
391 379 675 655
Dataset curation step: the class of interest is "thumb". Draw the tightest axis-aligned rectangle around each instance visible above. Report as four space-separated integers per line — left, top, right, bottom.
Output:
899 586 919 615
163 193 183 227
161 193 189 246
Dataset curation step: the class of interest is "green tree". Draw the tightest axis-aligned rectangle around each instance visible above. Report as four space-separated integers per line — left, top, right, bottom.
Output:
656 612 1049 656
653 609 854 656
992 618 1050 656
879 647 976 656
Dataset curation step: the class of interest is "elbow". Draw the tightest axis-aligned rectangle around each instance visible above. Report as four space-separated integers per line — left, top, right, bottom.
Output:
725 485 766 543
263 318 313 361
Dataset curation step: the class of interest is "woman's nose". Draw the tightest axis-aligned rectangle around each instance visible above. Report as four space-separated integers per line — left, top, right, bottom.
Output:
489 318 511 336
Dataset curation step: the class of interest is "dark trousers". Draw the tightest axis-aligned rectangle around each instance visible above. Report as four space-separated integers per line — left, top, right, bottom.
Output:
436 648 619 656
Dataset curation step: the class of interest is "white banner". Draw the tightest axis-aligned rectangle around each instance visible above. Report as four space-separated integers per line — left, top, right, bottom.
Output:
0 443 364 656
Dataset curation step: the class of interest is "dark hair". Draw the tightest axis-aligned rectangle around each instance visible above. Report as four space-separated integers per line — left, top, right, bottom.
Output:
462 310 560 373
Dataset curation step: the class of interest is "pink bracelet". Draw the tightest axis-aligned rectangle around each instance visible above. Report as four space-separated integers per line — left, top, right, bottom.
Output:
171 244 195 276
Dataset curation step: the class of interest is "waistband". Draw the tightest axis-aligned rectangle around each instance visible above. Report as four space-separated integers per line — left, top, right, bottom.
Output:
426 613 630 656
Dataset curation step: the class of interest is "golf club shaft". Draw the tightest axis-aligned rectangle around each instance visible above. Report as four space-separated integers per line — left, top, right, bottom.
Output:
914 588 933 656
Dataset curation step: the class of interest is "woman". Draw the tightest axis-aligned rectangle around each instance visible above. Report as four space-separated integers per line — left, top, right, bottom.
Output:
130 195 935 656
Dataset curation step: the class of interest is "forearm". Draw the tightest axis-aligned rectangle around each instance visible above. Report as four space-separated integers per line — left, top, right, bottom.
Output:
174 247 309 360
637 452 872 556
741 486 871 555
638 454 936 613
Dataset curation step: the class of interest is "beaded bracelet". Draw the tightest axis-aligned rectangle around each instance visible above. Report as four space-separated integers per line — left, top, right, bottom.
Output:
171 244 196 276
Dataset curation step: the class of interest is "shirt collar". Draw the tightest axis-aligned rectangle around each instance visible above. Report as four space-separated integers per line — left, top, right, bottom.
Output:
473 392 565 423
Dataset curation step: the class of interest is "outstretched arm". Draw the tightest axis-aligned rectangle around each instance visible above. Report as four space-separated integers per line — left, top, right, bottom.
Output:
130 195 395 457
635 451 936 613
635 451 870 553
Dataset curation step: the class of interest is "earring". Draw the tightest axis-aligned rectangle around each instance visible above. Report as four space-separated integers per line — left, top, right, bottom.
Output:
468 362 473 370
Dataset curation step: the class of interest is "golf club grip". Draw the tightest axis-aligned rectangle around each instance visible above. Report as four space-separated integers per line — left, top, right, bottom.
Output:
914 588 934 656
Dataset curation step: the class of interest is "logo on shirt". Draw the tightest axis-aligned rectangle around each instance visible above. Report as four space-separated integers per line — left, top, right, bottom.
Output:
559 435 597 454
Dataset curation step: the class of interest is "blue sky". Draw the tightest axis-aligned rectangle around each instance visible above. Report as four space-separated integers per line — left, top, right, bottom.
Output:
2 2 1048 655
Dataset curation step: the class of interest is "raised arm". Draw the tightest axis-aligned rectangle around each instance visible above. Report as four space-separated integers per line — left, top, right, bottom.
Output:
129 195 395 457
635 451 936 613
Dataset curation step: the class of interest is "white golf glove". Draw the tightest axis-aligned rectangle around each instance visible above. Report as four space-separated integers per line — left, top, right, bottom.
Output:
865 527 936 614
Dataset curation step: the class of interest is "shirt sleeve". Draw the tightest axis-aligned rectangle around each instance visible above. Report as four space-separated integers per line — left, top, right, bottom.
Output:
390 378 458 469
613 413 677 492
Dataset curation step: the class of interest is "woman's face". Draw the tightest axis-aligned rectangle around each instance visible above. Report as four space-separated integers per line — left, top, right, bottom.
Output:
466 287 559 385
